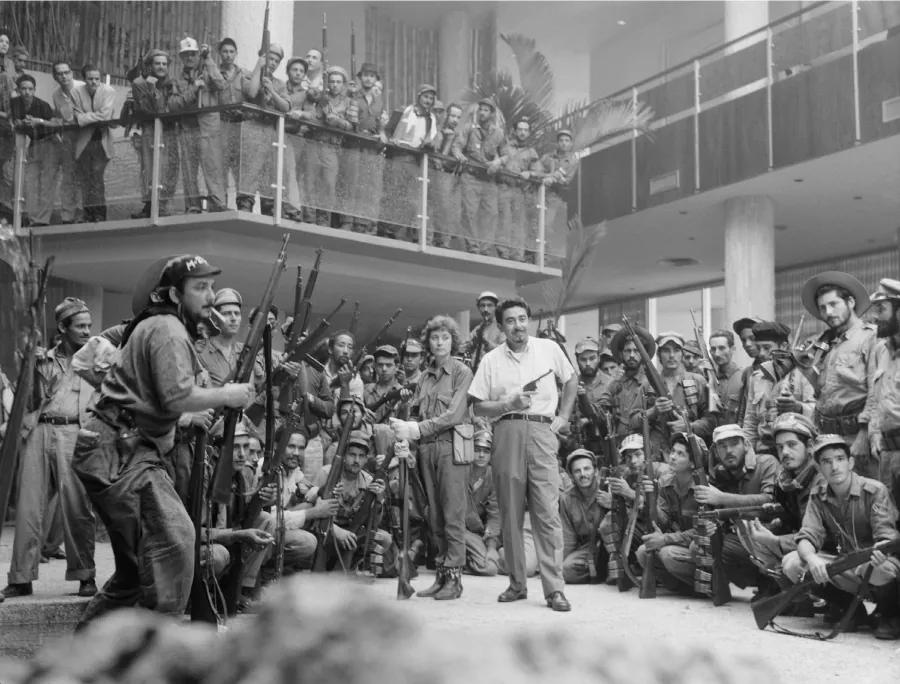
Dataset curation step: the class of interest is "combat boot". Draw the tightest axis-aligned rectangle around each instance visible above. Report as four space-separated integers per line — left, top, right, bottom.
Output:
416 566 446 598
434 567 463 601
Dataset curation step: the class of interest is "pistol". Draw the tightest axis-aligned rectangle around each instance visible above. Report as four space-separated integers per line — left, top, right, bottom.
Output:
522 370 553 392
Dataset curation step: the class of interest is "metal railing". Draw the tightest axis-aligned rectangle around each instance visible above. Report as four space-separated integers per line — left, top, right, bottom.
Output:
1 102 570 271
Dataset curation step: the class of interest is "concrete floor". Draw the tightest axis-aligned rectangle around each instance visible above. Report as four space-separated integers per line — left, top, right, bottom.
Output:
2 537 899 682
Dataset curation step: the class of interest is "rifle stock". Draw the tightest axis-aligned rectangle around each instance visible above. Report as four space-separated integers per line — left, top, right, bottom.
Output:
639 407 658 599
689 308 720 415
396 457 414 599
310 409 355 571
210 234 289 504
752 539 900 630
188 428 217 623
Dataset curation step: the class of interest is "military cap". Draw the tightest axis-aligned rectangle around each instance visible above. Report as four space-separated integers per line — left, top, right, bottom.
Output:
556 129 573 140
602 323 623 336
416 84 437 98
433 99 445 112
218 37 237 51
159 255 221 289
478 97 496 110
347 430 371 452
374 344 399 360
268 43 285 60
55 297 89 323
619 434 644 454
474 430 493 448
325 65 349 82
338 395 366 410
801 271 870 321
732 316 763 335
656 332 685 351
360 354 375 366
286 56 309 74
404 339 424 354
214 287 243 309
712 423 745 444
234 422 251 439
249 304 280 324
357 61 380 79
598 345 614 361
179 36 200 54
751 320 791 344
477 291 499 304
812 434 851 461
772 412 817 441
574 337 601 355
869 278 900 305
610 325 655 363
683 339 702 357
565 448 596 474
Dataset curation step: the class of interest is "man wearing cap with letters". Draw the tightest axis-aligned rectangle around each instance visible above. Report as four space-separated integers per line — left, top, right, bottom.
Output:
573 336 613 454
168 35 227 214
3 298 98 600
867 278 900 503
465 291 506 367
801 271 884 479
469 296 576 612
71 255 257 625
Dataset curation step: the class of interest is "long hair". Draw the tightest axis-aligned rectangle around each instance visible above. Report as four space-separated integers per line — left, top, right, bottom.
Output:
421 315 461 356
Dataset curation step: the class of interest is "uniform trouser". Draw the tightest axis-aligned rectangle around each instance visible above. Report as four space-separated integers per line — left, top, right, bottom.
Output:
492 420 565 597
464 530 499 576
139 125 179 210
720 531 763 588
314 140 340 226
542 188 569 262
42 494 64 554
877 449 900 506
418 438 467 568
340 146 383 233
236 119 271 207
783 549 900 593
8 423 96 584
637 543 696 590
72 416 194 625
497 183 527 261
459 173 499 255
222 119 243 204
178 119 226 211
428 167 459 248
563 542 600 584
833 429 880 480
77 140 109 221
23 139 55 224
52 134 81 222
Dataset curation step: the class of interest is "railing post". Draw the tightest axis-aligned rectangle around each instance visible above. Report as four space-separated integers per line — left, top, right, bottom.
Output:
693 59 701 193
766 26 774 171
418 152 429 251
631 87 638 212
537 183 546 271
851 0 861 144
273 116 285 224
12 134 26 231
150 117 163 225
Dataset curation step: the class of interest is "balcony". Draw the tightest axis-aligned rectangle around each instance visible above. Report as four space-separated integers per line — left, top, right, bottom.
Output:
576 0 900 225
2 103 567 330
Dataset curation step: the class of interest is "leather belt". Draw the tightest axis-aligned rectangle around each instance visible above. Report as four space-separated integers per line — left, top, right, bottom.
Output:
38 415 79 426
499 413 552 425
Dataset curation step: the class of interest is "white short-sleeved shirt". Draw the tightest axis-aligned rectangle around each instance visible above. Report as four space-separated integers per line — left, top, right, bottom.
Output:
468 336 575 418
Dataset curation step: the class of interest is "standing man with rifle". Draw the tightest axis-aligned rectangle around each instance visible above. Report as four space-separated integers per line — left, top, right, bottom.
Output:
344 61 387 234
364 344 412 424
464 291 505 369
868 278 900 503
779 434 900 640
732 316 763 427
572 336 613 455
469 296 577 612
308 330 364 420
399 338 424 386
602 324 655 448
708 329 746 426
72 255 257 627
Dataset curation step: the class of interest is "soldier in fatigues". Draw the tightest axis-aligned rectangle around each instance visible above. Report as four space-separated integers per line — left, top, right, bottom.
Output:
464 291 505 367
867 278 900 503
463 430 501 576
344 62 387 234
531 129 578 261
560 448 609 585
492 118 538 262
572 337 613 455
313 66 354 228
601 325 655 447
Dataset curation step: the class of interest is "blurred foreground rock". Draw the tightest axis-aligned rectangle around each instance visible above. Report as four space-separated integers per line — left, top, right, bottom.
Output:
0 575 778 684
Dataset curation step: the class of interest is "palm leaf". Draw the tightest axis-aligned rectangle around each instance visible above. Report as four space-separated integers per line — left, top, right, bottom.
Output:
500 33 555 114
462 70 553 133
571 98 655 154
541 214 607 324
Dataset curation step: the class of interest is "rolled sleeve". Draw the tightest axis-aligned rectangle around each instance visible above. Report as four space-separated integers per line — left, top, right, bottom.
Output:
794 499 828 551
418 362 473 439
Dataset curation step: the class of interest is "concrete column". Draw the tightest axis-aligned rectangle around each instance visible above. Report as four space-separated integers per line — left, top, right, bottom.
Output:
724 0 768 52
724 196 775 329
220 0 295 79
439 11 472 103
457 309 471 336
81 284 104 332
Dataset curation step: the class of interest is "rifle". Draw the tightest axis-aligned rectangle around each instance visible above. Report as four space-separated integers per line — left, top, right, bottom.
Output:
348 301 361 338
322 13 328 70
209 234 289 505
576 388 602 447
187 426 218 623
621 316 668 402
281 297 347 367
471 321 487 370
310 409 355 571
396 455 414 599
752 539 900 632
0 256 53 543
351 308 403 369
639 404 658 599
698 503 785 523
260 1 271 82
296 247 324 346
350 448 389 578
350 22 357 81
688 308 720 414
286 265 302 342
368 383 417 413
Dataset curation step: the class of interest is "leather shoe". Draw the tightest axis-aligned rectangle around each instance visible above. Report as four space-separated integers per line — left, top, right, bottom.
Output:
2 582 33 598
78 580 98 597
546 591 571 612
497 586 527 603
874 616 900 640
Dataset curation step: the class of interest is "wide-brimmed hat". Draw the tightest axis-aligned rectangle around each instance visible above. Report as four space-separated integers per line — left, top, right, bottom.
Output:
801 271 870 321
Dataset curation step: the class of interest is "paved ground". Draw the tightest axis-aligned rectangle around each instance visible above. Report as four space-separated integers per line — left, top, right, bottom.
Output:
2 536 899 682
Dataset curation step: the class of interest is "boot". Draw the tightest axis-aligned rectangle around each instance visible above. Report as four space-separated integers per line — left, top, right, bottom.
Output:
434 567 463 601
416 566 446 598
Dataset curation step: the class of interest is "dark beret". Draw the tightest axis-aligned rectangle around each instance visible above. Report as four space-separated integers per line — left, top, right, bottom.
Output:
750 320 791 343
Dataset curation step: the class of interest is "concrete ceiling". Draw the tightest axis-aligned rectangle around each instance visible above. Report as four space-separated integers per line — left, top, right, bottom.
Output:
518 132 900 310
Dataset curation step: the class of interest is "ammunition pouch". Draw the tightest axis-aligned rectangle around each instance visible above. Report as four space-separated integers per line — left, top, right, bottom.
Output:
883 427 900 452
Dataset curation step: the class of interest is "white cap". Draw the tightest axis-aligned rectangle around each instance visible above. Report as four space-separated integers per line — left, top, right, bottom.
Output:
179 37 200 54
619 434 644 453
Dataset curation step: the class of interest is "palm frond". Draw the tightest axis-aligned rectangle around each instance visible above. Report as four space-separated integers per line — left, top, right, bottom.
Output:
570 98 655 154
542 215 607 324
500 32 556 114
462 70 553 133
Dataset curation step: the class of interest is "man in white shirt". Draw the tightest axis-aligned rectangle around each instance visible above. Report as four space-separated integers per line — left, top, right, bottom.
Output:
469 296 577 612
71 64 115 222
49 60 82 223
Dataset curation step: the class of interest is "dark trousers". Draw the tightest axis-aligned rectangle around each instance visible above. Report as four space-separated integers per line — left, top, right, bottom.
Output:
77 140 109 221
418 437 467 568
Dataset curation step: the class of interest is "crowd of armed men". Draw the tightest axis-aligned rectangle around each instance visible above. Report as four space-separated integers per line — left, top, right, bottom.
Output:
3 257 900 639
0 30 574 260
